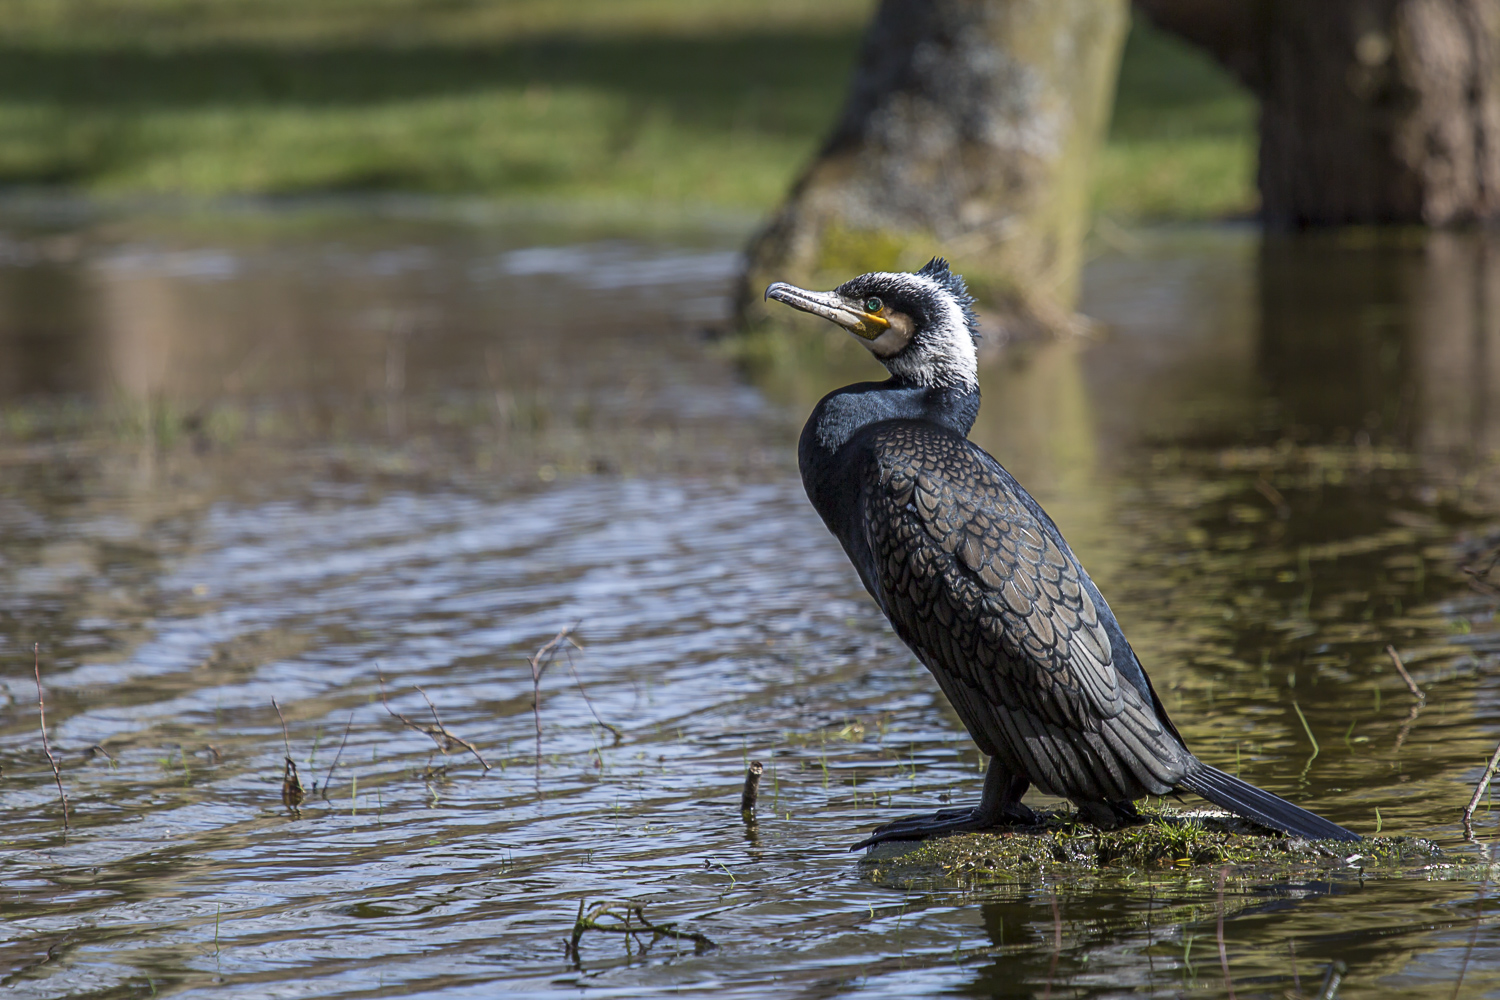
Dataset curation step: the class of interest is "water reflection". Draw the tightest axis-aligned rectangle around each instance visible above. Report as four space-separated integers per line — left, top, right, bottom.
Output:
0 204 1497 998
1255 230 1500 492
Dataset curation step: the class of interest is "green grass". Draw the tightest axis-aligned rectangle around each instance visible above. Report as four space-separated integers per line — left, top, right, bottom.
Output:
1099 19 1258 220
0 1 1256 220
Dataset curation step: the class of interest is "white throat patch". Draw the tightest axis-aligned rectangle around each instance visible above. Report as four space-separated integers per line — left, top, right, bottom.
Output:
857 272 979 391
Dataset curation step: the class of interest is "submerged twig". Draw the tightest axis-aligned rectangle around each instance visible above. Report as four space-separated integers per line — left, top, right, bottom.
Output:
1463 566 1500 599
1460 542 1500 598
1044 889 1061 1000
1463 741 1500 835
2 929 76 982
528 624 581 772
33 644 69 832
1385 645 1424 701
272 698 304 813
566 899 715 964
1253 476 1290 520
320 712 355 802
1316 959 1347 999
1394 699 1423 751
1389 648 1425 752
376 669 490 771
1216 867 1237 1000
1455 843 1492 999
740 761 764 822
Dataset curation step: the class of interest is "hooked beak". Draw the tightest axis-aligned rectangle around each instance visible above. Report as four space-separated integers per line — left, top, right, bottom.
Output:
764 282 889 340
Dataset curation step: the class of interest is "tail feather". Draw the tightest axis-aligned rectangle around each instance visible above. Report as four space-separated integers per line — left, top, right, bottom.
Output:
1177 764 1359 842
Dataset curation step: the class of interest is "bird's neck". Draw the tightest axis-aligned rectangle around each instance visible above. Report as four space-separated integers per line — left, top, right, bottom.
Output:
797 378 980 564
800 378 980 462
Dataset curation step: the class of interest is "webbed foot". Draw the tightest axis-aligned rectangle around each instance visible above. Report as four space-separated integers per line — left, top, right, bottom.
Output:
851 801 1039 851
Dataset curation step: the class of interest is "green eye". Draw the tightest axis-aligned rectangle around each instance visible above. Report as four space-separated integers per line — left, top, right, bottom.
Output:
864 297 883 313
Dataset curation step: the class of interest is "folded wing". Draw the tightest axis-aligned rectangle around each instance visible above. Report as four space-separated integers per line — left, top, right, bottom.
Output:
859 423 1187 800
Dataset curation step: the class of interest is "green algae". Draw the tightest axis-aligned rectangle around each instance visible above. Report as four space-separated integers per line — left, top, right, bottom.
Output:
863 809 1443 882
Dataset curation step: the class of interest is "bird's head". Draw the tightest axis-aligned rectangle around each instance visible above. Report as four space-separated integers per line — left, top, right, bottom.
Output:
764 257 980 390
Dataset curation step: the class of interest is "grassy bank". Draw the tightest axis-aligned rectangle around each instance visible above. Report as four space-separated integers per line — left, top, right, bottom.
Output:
0 0 1256 220
1099 21 1257 220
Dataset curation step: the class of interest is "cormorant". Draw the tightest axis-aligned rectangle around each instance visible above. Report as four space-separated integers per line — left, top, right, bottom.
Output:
766 258 1359 847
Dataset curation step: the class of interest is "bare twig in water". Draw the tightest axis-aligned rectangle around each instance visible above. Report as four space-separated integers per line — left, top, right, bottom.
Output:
562 641 621 746
416 686 490 770
272 698 304 813
320 712 355 802
740 761 764 822
376 669 490 771
528 624 581 770
272 698 293 757
33 645 69 831
1463 741 1500 836
1385 645 1424 701
566 899 715 964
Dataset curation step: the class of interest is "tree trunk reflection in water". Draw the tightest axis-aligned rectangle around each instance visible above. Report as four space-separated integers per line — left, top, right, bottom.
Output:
1258 229 1500 494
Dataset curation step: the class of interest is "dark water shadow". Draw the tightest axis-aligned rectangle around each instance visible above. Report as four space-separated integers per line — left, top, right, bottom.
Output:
1259 230 1500 476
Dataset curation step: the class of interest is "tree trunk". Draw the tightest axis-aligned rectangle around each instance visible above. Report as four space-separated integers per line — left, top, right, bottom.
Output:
1137 0 1500 227
735 0 1129 339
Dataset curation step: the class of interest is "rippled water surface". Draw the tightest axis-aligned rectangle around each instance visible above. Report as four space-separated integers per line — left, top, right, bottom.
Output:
4 203 1500 998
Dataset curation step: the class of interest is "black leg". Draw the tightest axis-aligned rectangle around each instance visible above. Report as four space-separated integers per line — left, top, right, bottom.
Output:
1074 800 1110 828
1074 797 1145 830
852 757 1038 851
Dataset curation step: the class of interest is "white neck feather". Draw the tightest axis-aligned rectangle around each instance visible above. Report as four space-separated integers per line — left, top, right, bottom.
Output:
866 272 979 391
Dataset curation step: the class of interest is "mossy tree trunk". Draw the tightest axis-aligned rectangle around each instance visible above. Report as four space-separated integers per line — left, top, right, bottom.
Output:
1137 0 1500 227
735 0 1129 340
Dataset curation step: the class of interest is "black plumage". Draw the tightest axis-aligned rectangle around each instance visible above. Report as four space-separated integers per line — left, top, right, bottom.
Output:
766 258 1358 847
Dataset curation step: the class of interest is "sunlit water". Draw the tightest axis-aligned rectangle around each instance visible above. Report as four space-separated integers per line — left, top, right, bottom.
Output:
3 202 1500 998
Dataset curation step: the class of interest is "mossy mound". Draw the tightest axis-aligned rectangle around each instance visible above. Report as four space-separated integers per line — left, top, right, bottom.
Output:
863 809 1441 880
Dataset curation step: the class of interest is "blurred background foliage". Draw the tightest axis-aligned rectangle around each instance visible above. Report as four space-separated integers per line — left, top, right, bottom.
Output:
0 0 1254 220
